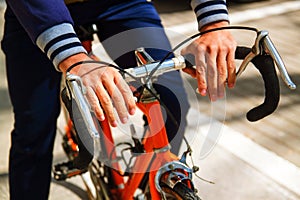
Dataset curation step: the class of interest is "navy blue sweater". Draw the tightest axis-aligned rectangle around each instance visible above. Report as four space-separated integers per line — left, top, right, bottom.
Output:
5 0 229 70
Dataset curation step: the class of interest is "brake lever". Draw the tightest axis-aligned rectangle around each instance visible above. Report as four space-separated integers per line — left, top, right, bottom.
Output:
65 73 100 139
236 30 296 90
236 30 264 77
261 31 296 90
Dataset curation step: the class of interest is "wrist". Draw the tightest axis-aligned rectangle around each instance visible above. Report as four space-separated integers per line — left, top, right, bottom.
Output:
58 53 90 75
200 21 229 32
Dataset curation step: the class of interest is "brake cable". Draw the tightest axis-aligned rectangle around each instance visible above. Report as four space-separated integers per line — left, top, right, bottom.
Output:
65 26 260 172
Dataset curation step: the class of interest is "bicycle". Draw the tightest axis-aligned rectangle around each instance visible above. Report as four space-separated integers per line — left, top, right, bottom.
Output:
52 25 296 200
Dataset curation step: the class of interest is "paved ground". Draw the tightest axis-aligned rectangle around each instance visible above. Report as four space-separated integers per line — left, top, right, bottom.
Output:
159 0 300 167
1 0 300 199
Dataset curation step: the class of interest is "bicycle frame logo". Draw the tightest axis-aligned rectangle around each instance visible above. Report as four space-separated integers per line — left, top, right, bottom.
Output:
70 27 226 173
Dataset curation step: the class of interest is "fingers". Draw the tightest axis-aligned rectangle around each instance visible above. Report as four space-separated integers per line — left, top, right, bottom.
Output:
101 73 133 126
181 31 237 102
216 50 227 99
195 50 207 96
95 80 119 127
85 86 105 121
82 67 136 127
115 77 136 115
226 45 237 89
181 43 208 96
101 70 137 127
182 68 196 78
206 49 218 101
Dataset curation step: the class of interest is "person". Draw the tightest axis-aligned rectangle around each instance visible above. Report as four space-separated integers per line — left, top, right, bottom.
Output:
229 0 262 3
1 0 236 199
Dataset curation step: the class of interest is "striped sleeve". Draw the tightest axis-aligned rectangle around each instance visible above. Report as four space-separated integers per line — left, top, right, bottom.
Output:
36 23 87 71
190 0 229 30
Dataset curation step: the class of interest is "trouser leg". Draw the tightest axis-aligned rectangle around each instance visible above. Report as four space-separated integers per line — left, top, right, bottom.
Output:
2 9 61 200
94 1 190 155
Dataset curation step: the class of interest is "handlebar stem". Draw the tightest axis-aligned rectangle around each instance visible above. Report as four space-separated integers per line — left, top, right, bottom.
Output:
123 56 186 82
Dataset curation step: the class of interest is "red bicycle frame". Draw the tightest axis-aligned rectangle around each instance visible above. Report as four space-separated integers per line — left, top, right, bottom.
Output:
61 40 190 199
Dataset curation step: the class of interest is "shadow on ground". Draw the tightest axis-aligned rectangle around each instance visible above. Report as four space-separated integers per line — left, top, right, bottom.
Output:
52 178 89 200
185 72 300 122
0 171 89 200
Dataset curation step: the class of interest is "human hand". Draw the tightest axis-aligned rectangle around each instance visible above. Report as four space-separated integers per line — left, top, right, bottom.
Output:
181 21 237 101
59 53 136 127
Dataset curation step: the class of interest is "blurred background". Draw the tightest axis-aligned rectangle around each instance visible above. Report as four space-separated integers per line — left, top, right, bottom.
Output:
1 0 300 199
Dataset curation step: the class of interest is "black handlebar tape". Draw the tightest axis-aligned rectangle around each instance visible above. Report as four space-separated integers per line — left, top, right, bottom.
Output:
183 46 280 121
61 88 93 170
235 46 280 121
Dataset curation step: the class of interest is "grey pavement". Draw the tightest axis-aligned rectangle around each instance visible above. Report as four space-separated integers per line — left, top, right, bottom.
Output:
1 0 300 199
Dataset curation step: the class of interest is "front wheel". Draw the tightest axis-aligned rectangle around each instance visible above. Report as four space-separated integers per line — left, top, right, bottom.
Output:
161 182 201 200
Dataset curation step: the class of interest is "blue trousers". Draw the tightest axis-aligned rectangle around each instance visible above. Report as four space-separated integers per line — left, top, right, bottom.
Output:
2 1 190 199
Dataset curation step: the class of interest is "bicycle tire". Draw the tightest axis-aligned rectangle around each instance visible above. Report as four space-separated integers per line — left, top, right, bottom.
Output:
161 182 201 200
88 161 111 200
